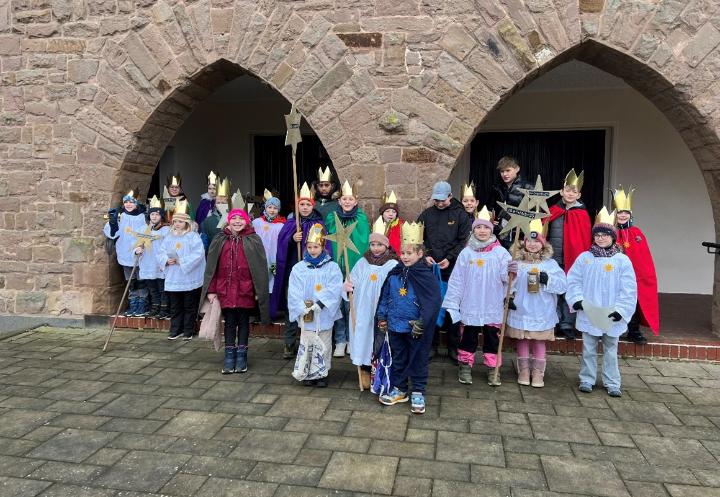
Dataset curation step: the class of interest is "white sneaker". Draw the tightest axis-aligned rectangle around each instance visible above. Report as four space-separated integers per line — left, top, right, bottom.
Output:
333 343 346 357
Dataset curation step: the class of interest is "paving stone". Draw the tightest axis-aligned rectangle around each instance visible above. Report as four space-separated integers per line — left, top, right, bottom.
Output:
225 413 288 430
37 483 118 497
83 447 127 466
274 485 353 497
665 485 720 496
247 461 324 485
504 437 572 456
344 411 408 440
181 455 255 479
0 437 39 456
431 479 507 497
94 394 168 419
436 430 504 466
393 474 432 497
0 409 58 437
0 454 45 477
505 452 541 470
633 435 719 469
165 437 235 457
598 432 637 448
98 357 154 374
265 394 330 419
469 419 534 437
655 424 720 441
409 416 468 433
570 443 646 464
98 417 164 434
28 461 104 484
107 433 177 451
406 428 436 444
159 473 207 496
617 464 700 485
231 429 308 463
146 368 207 387
319 451 398 494
692 468 720 487
202 382 263 402
195 476 277 497
542 455 630 496
398 458 470 482
497 400 555 415
529 414 601 444
157 411 232 440
160 397 219 411
28 428 118 463
293 448 332 467
0 476 52 497
624 481 671 497
213 402 270 416
554 405 618 420
369 440 435 459
48 414 110 430
283 418 344 435
591 419 660 436
611 401 683 425
470 464 546 490
440 398 497 419
93 449 190 492
42 380 110 402
677 387 720 405
305 433 371 453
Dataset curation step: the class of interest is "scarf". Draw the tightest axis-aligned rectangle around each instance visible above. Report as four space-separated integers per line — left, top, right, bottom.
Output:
303 250 328 267
468 234 498 252
337 205 358 220
363 248 397 266
589 243 621 258
617 219 634 230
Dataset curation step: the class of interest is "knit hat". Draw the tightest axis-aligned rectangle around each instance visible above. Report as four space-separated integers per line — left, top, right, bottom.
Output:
265 196 281 209
592 223 616 243
227 208 250 224
379 191 398 215
369 232 390 246
472 217 493 230
472 205 494 230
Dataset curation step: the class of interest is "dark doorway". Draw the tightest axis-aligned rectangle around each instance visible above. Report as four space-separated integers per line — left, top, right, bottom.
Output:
254 134 335 217
470 129 607 217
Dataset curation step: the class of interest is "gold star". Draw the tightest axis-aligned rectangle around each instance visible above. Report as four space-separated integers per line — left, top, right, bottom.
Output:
263 225 269 232
175 242 182 250
284 105 303 154
604 263 614 272
399 287 408 297
623 241 630 249
476 259 485 267
517 175 560 214
497 193 549 238
370 273 378 282
315 283 323 292
325 212 361 257
125 226 132 234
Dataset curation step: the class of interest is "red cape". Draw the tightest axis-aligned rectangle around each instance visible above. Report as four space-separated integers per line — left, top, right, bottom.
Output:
617 225 660 334
546 205 591 273
387 219 403 255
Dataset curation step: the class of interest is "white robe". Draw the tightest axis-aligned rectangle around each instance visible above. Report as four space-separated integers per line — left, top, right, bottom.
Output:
442 244 511 326
344 258 398 366
139 225 170 280
251 217 284 292
566 251 637 337
287 257 343 331
507 258 567 332
155 230 206 292
103 212 149 267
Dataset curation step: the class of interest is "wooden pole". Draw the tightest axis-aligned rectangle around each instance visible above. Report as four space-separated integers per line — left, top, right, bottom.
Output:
103 254 139 352
343 246 364 391
291 152 302 262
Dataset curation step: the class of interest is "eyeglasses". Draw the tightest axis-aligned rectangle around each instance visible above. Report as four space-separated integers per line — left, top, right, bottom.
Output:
593 233 612 238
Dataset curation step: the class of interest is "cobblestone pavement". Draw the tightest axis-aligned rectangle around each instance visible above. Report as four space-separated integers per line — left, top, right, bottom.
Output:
1 328 719 497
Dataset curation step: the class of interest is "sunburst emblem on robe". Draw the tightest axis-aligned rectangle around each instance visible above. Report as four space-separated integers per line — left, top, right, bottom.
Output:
604 263 614 272
399 287 407 297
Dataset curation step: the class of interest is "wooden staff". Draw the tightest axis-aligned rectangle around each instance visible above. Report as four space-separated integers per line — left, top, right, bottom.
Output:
341 247 364 391
103 254 139 352
285 105 303 261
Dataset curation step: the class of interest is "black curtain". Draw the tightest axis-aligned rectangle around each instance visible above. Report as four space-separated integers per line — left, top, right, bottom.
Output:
469 130 607 217
254 134 334 217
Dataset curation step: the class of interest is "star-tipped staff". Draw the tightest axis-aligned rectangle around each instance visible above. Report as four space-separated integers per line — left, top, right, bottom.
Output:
517 175 560 215
285 105 303 261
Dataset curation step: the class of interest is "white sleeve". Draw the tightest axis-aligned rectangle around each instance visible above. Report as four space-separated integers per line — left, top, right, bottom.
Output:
442 251 466 311
565 254 586 308
178 233 205 274
544 260 567 295
287 265 306 324
616 257 638 322
103 222 119 240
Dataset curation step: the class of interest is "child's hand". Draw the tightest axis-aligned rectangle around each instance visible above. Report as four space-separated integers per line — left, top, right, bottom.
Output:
167 258 177 265
438 258 449 269
425 256 436 266
572 300 583 311
608 311 622 322
207 294 217 303
343 280 354 293
378 320 388 332
293 231 303 242
507 261 518 274
134 247 144 255
409 319 424 339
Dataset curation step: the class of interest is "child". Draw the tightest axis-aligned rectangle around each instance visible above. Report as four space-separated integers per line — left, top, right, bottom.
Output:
138 196 171 319
613 187 659 343
488 157 533 249
344 216 399 388
252 190 286 296
377 222 441 414
156 200 206 340
325 180 370 357
379 191 403 255
567 208 637 397
202 208 269 374
195 170 218 225
507 219 567 387
288 224 343 387
271 183 332 359
314 166 339 220
546 169 591 340
442 207 516 385
103 189 149 317
200 178 231 251
461 182 479 220
163 174 193 223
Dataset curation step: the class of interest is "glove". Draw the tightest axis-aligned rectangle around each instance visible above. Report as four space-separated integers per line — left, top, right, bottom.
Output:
538 271 548 285
572 300 583 311
410 318 424 340
378 320 388 333
506 297 517 310
608 311 622 322
507 261 518 274
108 208 119 236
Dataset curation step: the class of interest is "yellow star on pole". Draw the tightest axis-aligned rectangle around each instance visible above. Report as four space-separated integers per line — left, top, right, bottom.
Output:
284 104 303 155
325 212 360 259
132 225 159 251
517 175 560 214
497 193 549 238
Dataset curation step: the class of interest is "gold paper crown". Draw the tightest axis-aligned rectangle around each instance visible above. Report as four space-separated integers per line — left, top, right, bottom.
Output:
174 198 189 214
149 195 162 209
167 174 182 188
612 186 634 212
299 182 312 200
124 188 139 200
263 188 272 201
306 223 326 245
207 171 217 186
217 178 231 198
372 216 388 235
382 191 398 205
462 182 476 199
318 166 333 183
528 218 548 237
475 205 493 221
595 206 616 226
564 169 584 191
401 222 424 245
231 189 245 211
340 180 357 198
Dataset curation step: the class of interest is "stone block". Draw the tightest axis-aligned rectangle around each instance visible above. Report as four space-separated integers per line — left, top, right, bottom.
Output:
14 291 46 313
440 23 476 61
542 455 629 496
497 19 537 70
67 59 99 83
46 39 85 53
683 22 720 67
319 452 398 494
580 0 604 13
337 32 382 48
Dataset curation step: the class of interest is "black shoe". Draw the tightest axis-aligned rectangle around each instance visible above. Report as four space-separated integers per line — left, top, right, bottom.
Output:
561 329 575 340
182 334 193 341
626 330 647 344
167 333 182 340
315 378 328 388
302 379 317 387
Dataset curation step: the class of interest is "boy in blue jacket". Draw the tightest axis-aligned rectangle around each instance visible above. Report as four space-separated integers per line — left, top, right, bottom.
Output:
376 222 441 414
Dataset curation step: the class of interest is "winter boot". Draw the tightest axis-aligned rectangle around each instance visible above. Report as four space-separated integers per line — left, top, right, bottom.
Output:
123 297 137 317
135 297 149 318
157 304 170 320
235 346 248 373
222 346 237 374
458 363 473 384
516 358 531 386
531 358 546 388
360 369 371 390
147 303 160 319
626 330 647 344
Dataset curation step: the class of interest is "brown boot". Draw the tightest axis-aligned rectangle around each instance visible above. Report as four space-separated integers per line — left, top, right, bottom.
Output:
531 358 546 388
360 369 371 390
516 358 530 386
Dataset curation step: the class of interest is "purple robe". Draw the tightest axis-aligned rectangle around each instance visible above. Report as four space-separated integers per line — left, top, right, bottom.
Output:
195 196 215 226
270 209 333 319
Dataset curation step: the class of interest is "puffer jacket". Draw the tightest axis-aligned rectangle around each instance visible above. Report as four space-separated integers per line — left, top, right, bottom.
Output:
416 198 472 279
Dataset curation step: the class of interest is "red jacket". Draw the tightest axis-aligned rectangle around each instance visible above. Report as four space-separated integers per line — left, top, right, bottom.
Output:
208 227 256 309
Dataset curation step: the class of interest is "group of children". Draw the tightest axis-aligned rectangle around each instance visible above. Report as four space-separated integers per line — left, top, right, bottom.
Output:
104 158 658 412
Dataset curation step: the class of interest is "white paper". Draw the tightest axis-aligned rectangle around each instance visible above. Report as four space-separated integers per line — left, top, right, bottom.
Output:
583 303 614 333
